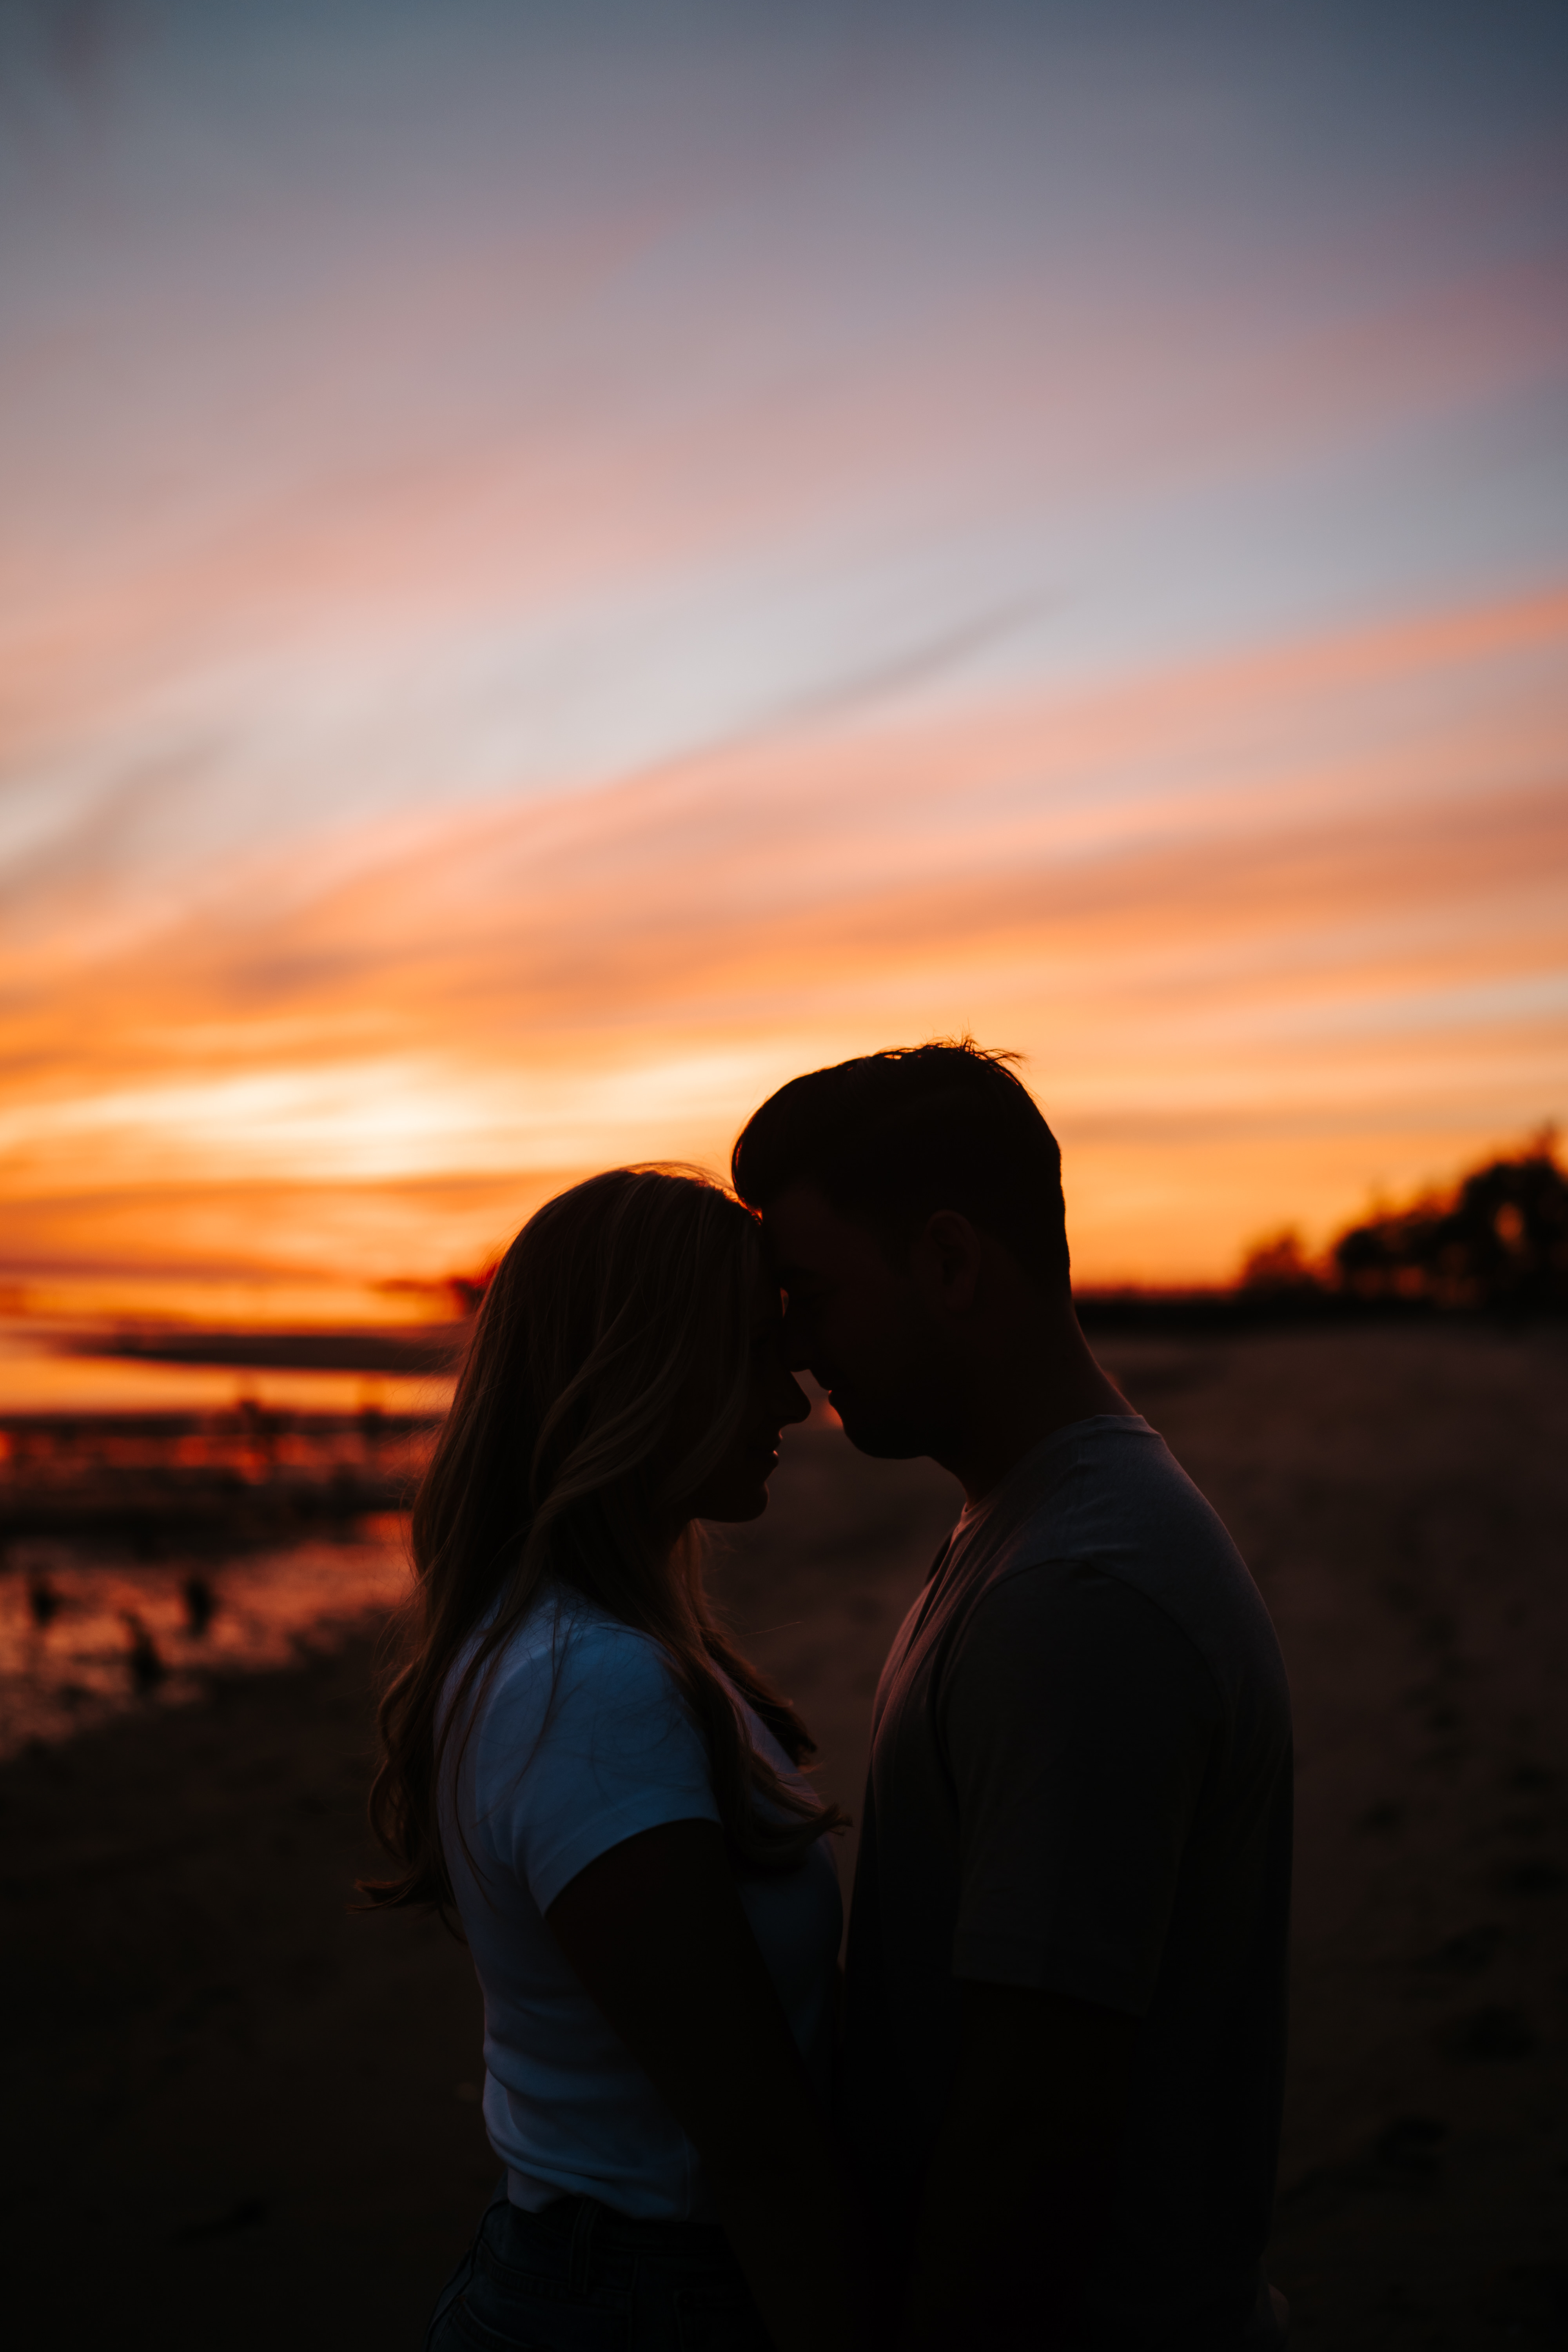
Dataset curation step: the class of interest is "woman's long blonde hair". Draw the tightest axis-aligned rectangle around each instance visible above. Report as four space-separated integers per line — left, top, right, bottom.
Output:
361 1165 843 1916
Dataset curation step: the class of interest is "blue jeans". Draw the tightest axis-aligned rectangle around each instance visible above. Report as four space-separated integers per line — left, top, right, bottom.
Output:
425 2181 773 2351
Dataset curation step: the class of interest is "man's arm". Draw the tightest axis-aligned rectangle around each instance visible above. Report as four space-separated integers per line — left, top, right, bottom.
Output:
902 1980 1138 2352
548 1818 866 2352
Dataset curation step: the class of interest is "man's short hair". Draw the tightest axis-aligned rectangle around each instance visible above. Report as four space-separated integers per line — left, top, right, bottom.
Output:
731 1039 1070 1290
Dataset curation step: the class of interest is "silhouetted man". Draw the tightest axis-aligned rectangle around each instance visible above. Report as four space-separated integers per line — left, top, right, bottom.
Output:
732 1043 1291 2352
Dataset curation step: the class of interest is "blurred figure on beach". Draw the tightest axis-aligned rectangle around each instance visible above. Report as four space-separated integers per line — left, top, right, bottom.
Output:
363 1168 865 2351
734 1043 1293 2352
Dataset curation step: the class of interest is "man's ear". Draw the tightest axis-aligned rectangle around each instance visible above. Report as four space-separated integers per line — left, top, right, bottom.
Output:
911 1210 984 1311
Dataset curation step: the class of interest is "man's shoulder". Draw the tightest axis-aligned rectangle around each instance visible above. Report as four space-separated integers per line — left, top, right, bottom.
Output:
967 1421 1286 1723
978 1415 1241 1583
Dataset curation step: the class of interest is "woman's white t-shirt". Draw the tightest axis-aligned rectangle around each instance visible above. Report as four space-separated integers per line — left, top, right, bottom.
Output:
440 1592 843 2220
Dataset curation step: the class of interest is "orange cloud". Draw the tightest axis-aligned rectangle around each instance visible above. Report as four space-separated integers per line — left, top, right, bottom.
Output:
3 580 1563 1292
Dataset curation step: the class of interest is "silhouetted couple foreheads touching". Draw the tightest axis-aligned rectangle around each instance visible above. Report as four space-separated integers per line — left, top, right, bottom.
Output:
365 1043 1293 2352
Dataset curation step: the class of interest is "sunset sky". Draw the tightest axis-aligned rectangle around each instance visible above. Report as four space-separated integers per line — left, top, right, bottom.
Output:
2 0 1566 1325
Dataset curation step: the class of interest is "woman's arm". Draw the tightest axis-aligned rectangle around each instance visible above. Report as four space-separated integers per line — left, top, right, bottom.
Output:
547 1818 866 2352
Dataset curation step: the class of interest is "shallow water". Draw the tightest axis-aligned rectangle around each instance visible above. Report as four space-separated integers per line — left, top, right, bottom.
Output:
0 1518 411 1757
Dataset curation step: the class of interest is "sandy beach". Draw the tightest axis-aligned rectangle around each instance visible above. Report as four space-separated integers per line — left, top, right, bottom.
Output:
2 1321 1565 2348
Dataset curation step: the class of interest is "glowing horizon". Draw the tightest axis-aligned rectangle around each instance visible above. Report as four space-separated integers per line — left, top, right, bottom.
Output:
3 2 1566 1319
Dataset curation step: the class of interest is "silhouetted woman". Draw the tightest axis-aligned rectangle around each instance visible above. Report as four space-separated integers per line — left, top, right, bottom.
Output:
363 1167 862 2352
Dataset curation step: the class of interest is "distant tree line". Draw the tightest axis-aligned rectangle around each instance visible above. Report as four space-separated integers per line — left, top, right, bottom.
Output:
1240 1129 1568 1310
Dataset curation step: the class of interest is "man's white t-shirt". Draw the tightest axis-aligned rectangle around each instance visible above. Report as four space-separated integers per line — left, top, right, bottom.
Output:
440 1591 842 2221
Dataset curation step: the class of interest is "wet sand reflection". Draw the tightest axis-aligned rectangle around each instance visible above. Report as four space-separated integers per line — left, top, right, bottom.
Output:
0 1406 430 1755
0 1521 412 1756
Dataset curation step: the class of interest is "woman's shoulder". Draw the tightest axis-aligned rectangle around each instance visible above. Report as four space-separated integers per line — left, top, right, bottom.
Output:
456 1593 719 1888
473 1590 684 1734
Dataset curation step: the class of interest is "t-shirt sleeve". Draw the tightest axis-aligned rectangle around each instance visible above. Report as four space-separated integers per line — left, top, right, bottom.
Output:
473 1619 720 1914
942 1564 1218 2016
